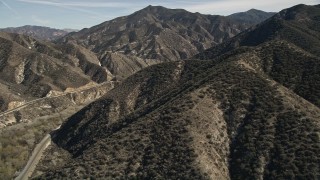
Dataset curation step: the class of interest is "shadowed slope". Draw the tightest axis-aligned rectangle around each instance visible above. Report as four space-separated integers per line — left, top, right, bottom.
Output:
196 4 320 107
36 58 319 179
30 4 320 179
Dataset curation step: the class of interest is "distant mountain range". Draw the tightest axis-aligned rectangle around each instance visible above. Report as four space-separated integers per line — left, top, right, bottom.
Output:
33 4 320 180
0 25 77 41
0 4 319 180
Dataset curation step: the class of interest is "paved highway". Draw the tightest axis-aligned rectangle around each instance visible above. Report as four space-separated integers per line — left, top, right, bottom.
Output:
7 82 114 179
15 134 51 180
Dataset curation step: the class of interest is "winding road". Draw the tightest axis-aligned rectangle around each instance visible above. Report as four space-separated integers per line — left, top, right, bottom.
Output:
6 81 114 179
15 134 51 180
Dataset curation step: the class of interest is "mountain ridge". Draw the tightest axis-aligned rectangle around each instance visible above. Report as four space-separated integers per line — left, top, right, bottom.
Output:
34 4 320 180
195 4 320 107
0 31 113 113
58 5 273 79
0 4 319 180
0 25 75 41
228 8 276 24
37 58 320 179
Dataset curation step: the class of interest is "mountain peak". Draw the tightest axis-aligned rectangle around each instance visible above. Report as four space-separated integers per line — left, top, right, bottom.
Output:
137 5 187 15
144 5 165 9
35 3 320 176
0 25 70 41
66 5 256 66
228 8 276 24
247 8 259 11
246 8 265 13
140 5 170 12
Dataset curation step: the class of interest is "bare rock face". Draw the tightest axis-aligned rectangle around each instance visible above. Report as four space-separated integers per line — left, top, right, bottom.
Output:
14 61 25 84
7 101 25 110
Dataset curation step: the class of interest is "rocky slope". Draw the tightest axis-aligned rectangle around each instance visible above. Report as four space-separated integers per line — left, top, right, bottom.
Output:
0 32 114 178
0 7 274 178
0 6 275 113
197 4 320 58
60 6 271 79
36 59 320 179
0 25 73 41
35 4 320 179
196 4 320 107
0 32 112 112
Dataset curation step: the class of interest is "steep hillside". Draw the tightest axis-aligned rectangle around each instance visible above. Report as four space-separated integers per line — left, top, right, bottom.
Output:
33 4 320 179
99 51 161 79
197 4 320 58
59 6 269 78
36 58 319 179
0 32 112 112
65 5 250 59
0 25 72 41
0 32 114 178
196 4 320 107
